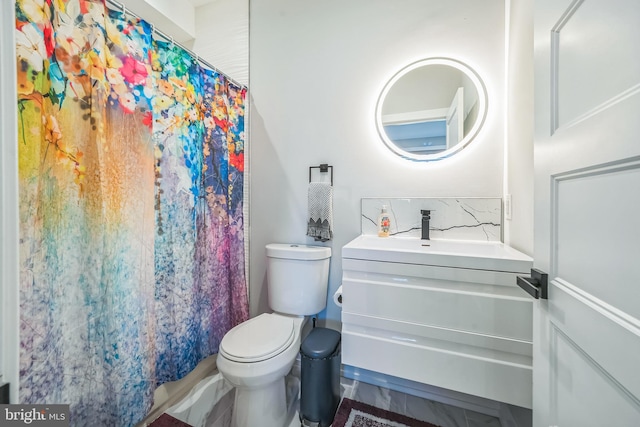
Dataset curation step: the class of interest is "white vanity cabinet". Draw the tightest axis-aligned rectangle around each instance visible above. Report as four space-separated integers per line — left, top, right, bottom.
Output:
340 236 534 408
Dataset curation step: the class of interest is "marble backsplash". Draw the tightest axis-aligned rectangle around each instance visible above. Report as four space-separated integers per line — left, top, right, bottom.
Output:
361 197 502 242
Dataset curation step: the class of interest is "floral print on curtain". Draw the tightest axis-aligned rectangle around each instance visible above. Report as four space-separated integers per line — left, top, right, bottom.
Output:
15 0 248 425
151 41 249 383
198 66 248 372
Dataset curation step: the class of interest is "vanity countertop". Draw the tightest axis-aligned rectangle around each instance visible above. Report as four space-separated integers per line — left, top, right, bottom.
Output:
342 235 532 273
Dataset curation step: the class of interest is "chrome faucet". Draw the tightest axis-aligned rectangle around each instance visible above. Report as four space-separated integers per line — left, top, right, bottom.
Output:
421 210 431 240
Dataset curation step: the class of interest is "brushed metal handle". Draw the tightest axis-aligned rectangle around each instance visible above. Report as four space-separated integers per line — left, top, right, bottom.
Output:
516 268 548 299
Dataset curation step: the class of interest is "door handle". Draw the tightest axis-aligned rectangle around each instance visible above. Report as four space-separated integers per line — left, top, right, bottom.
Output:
516 268 548 299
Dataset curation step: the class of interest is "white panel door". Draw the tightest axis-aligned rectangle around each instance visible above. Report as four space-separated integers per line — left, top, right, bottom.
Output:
533 0 640 426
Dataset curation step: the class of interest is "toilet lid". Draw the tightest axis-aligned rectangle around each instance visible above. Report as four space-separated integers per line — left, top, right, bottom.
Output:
220 314 295 363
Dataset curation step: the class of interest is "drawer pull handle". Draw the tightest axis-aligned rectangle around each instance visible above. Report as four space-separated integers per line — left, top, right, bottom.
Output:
516 268 548 299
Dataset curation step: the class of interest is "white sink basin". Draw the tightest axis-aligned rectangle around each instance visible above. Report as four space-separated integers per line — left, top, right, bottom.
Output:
342 235 532 272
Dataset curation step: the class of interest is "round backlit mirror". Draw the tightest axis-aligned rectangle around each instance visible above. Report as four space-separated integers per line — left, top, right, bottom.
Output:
375 57 487 161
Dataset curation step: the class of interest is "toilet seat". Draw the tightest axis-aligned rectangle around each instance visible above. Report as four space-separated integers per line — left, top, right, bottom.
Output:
220 314 295 363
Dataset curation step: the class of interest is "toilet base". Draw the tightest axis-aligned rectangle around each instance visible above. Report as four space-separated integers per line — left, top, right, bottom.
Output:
231 377 287 427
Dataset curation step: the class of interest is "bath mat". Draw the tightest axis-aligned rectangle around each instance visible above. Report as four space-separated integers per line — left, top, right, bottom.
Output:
332 398 440 427
148 413 193 427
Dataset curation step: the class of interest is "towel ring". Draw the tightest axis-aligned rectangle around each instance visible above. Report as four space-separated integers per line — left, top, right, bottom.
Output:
309 164 333 186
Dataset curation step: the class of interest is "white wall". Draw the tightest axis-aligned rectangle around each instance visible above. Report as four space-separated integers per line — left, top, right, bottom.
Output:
505 0 534 256
382 65 468 114
190 0 249 86
249 0 507 327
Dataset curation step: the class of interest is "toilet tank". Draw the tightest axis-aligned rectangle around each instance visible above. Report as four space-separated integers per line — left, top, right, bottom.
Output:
266 244 331 315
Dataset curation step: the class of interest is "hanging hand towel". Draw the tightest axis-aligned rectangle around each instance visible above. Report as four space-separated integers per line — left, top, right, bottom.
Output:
307 182 333 242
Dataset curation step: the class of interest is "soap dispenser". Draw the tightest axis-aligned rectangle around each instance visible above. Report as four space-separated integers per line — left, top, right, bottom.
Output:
377 205 391 237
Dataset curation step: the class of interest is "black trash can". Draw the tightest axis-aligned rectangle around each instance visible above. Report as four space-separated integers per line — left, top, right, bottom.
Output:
299 327 341 427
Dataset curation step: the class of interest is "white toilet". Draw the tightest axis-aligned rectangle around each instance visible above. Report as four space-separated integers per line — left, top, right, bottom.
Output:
216 243 331 427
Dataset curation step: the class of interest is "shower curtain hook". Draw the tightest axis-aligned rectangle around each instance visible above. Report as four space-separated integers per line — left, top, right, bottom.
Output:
121 2 126 16
150 23 155 35
170 36 174 47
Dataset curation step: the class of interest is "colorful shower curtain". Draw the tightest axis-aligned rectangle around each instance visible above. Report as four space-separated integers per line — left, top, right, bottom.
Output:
15 0 248 425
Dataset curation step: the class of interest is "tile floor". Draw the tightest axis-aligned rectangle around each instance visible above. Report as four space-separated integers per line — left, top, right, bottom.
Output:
325 378 503 427
166 368 513 427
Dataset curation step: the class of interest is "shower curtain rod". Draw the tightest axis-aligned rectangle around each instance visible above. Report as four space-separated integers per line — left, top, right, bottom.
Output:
105 0 246 90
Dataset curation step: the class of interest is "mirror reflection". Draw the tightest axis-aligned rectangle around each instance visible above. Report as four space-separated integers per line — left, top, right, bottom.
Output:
376 58 487 161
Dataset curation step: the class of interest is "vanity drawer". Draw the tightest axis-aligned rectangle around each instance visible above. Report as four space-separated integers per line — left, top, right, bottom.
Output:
342 269 533 342
341 312 532 357
342 258 527 288
341 325 533 409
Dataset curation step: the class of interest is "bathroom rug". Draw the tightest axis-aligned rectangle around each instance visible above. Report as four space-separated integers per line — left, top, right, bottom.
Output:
148 413 193 427
332 398 440 427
